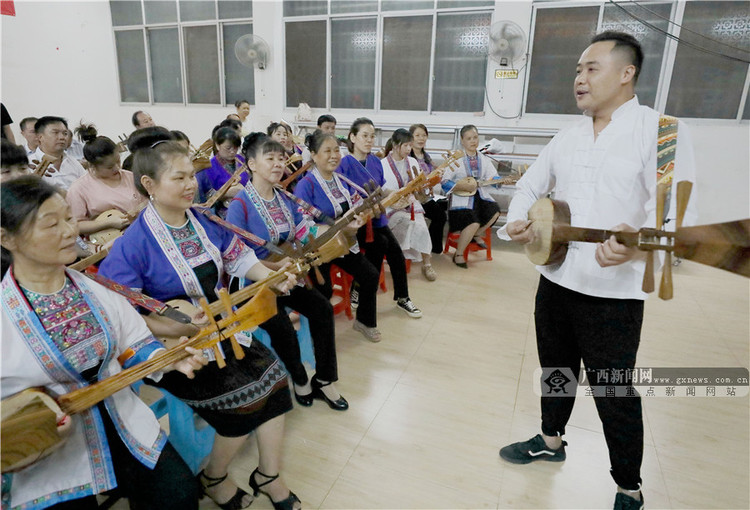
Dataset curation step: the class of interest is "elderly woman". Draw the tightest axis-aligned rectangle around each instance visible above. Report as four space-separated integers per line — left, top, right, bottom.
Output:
1 176 207 509
98 130 301 510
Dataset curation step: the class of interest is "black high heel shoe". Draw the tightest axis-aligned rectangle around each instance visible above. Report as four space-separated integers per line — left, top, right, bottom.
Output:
311 378 349 411
249 468 301 510
198 470 253 510
293 390 313 407
452 254 468 269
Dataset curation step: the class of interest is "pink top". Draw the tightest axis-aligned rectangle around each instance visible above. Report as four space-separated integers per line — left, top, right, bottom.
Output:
66 170 145 220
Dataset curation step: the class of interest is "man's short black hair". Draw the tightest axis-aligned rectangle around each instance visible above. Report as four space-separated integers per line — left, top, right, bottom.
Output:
34 116 68 134
20 117 37 131
591 30 644 84
317 114 336 127
132 110 144 128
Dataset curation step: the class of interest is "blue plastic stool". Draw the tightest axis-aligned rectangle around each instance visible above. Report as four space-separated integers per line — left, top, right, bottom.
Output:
132 380 215 474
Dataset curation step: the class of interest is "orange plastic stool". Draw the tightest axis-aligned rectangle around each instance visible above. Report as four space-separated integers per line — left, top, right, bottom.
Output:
443 227 493 262
329 265 353 320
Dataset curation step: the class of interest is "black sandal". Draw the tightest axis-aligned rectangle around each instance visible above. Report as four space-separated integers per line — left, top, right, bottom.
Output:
198 470 253 510
249 468 301 510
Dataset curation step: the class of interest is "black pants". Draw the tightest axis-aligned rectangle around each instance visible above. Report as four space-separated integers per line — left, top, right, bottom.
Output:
258 285 338 384
49 406 199 509
422 198 447 254
356 225 409 300
535 276 644 491
317 252 379 328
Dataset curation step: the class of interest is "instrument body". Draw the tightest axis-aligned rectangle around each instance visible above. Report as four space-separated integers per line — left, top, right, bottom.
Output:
452 175 519 197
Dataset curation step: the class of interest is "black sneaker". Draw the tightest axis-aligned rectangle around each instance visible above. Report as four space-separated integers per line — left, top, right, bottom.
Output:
499 434 567 464
613 492 644 510
350 288 359 311
396 298 422 318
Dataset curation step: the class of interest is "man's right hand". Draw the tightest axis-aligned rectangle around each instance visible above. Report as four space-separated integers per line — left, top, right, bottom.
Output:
506 219 535 244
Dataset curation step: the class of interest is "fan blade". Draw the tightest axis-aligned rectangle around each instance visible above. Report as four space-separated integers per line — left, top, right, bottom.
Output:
675 181 692 230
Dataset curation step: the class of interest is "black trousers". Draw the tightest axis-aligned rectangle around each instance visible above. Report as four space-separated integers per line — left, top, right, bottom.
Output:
422 198 447 254
49 405 199 509
258 285 338 384
316 251 379 328
535 276 644 491
356 225 409 300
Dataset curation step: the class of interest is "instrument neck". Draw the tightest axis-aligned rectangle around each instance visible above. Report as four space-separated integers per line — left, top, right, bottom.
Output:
554 225 640 247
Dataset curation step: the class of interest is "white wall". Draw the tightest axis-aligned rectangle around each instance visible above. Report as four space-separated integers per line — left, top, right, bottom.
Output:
2 0 747 223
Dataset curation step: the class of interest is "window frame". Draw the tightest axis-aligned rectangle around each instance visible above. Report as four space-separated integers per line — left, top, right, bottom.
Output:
109 0 254 107
524 0 750 123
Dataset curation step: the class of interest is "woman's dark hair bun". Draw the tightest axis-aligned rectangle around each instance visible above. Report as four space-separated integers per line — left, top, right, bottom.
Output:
76 123 98 144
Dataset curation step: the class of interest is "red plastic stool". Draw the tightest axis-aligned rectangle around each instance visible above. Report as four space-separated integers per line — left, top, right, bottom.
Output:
443 227 493 262
329 265 353 320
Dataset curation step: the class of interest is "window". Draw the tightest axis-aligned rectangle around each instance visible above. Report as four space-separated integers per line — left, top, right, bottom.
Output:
331 18 377 108
527 1 750 119
114 30 149 102
666 1 750 119
381 16 433 111
285 20 327 108
110 0 254 105
283 0 493 113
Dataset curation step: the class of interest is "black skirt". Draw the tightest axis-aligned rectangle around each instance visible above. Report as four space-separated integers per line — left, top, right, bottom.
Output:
148 340 292 437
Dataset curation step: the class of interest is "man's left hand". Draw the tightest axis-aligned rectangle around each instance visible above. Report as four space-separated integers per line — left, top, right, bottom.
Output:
595 224 640 267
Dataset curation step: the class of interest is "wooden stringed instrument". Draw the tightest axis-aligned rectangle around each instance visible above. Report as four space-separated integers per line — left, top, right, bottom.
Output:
524 194 750 280
285 153 302 171
281 161 313 189
31 155 58 177
88 201 148 246
191 139 214 172
1 287 277 473
452 174 520 197
200 158 247 209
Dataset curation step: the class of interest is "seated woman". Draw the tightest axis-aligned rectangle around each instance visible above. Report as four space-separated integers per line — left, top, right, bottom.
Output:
380 129 436 282
338 118 422 319
226 133 348 411
196 126 248 218
1 139 30 183
98 131 301 510
294 130 381 342
267 122 303 190
441 124 501 268
65 124 146 241
1 176 206 510
409 123 447 255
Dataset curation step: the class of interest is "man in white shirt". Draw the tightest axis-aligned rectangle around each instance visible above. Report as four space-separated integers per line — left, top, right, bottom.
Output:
19 116 38 159
131 110 155 129
498 31 695 510
32 116 86 191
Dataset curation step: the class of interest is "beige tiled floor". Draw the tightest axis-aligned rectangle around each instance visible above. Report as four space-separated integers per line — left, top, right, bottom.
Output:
119 240 749 510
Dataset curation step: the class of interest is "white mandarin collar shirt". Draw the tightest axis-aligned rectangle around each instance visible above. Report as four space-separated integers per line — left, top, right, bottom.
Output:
502 96 697 299
32 146 87 191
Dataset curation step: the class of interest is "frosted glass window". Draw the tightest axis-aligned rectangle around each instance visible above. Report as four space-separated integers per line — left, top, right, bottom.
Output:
148 28 183 103
331 17 377 109
179 0 215 21
331 0 377 14
382 1 434 11
432 12 491 112
219 0 252 19
223 23 255 106
601 2 672 108
115 30 149 102
437 0 493 8
381 16 432 110
666 1 750 119
110 0 142 26
526 6 599 114
286 21 326 107
284 0 327 17
144 0 177 24
183 25 221 104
